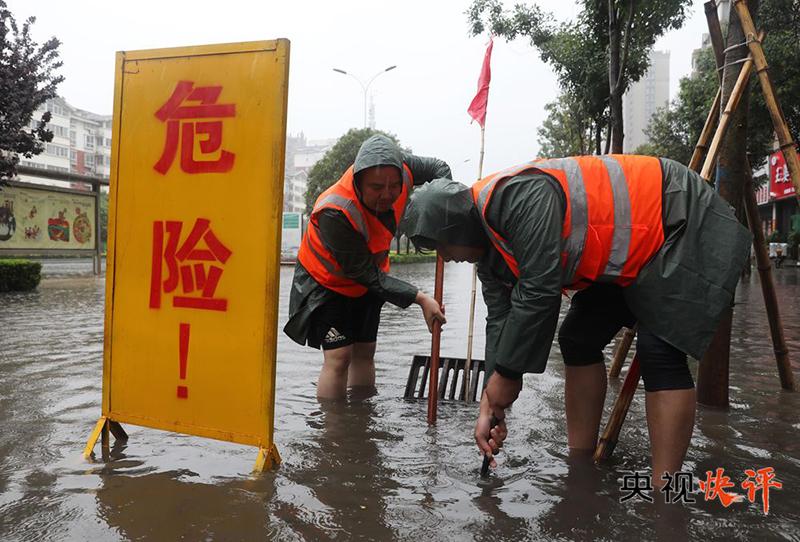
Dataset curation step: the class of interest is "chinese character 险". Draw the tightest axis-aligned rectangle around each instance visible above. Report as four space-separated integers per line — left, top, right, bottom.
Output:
149 218 232 311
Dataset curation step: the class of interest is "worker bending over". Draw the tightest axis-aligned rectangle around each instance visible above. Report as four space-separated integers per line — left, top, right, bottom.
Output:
400 155 751 483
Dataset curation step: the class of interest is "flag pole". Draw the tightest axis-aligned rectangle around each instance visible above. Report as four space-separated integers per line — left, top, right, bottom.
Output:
463 126 485 401
463 35 493 402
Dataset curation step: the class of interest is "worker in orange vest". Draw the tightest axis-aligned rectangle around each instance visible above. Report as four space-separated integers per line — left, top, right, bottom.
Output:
400 155 751 484
285 134 450 400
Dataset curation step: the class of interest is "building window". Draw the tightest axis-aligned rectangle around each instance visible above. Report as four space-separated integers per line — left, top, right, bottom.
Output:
48 124 69 138
21 160 46 169
84 134 94 150
46 144 69 157
47 102 66 116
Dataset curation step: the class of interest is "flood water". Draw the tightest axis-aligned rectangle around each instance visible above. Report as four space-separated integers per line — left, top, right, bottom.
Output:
1 259 799 541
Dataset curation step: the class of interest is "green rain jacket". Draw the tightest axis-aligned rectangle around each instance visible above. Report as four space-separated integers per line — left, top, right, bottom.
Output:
401 158 752 378
283 135 452 347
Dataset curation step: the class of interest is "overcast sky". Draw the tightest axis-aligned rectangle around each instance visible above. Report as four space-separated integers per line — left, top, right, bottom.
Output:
7 0 711 182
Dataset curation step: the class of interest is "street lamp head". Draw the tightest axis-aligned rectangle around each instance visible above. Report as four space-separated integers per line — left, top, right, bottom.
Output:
385 65 397 72
332 68 348 75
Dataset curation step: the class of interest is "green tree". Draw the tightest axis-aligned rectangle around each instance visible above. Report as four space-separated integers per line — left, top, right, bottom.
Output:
467 0 691 153
0 1 63 185
304 128 405 213
537 92 598 157
637 0 799 167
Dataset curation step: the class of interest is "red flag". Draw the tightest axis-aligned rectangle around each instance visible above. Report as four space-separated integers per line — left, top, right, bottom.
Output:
467 37 493 128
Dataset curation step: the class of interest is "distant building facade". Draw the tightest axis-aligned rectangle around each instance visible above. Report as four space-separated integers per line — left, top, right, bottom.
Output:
756 147 800 240
282 133 334 213
19 96 112 186
623 50 670 153
691 33 713 76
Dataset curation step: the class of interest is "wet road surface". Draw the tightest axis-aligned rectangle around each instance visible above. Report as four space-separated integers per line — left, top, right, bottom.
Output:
1 259 799 540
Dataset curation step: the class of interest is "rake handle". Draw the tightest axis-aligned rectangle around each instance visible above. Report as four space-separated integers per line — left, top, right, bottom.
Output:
427 254 445 425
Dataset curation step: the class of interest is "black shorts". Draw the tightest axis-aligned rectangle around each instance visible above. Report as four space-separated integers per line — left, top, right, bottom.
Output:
307 292 384 350
557 283 693 392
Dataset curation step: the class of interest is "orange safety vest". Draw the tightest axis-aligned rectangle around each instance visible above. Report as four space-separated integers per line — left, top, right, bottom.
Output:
298 164 414 297
472 155 665 288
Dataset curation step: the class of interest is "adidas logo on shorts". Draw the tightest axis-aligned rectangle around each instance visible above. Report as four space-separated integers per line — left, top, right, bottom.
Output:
325 327 346 343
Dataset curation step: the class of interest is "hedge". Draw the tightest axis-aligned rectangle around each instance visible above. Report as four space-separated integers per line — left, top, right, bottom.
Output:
0 259 42 292
389 252 437 264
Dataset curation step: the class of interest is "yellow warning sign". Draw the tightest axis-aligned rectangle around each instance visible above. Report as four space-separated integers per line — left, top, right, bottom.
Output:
85 40 289 470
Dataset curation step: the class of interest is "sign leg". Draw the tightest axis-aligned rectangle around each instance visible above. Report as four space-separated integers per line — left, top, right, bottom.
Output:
83 416 108 459
253 444 281 473
83 417 129 459
108 420 129 442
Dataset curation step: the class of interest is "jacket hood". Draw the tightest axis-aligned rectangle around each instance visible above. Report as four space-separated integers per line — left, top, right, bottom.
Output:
398 178 487 249
353 135 403 175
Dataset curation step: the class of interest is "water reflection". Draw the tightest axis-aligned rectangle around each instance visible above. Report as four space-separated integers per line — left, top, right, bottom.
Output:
96 469 275 539
274 398 399 540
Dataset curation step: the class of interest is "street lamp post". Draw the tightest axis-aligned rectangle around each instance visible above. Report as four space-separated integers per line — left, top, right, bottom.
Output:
332 65 397 128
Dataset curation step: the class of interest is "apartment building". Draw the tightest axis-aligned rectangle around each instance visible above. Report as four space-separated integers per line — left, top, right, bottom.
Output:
18 96 112 185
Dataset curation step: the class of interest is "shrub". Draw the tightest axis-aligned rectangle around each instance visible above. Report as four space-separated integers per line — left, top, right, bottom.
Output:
389 252 437 264
0 259 42 292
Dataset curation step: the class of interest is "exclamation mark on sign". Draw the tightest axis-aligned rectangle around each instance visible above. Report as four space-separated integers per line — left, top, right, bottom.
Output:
177 323 190 399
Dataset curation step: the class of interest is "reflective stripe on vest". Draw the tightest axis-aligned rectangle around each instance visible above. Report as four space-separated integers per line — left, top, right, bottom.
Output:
472 155 664 288
297 163 413 297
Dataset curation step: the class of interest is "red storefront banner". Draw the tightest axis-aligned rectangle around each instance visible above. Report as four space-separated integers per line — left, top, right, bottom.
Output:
769 149 798 200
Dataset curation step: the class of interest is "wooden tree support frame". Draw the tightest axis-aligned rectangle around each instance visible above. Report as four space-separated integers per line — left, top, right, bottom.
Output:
609 325 637 378
699 33 762 181
595 0 796 463
594 355 641 462
743 165 796 390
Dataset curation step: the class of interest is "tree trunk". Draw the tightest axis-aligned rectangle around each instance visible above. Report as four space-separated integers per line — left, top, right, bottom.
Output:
610 91 624 153
696 0 757 407
607 1 624 154
595 120 602 155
